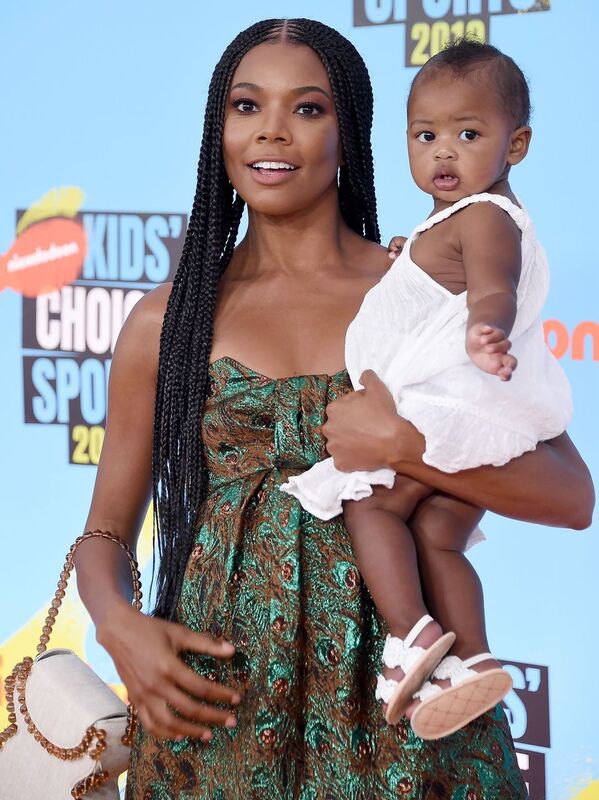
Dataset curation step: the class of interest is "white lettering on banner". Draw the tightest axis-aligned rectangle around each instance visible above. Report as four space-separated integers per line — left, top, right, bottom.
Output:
35 287 144 355
517 752 529 770
516 752 530 794
59 286 86 352
35 290 61 350
7 242 79 272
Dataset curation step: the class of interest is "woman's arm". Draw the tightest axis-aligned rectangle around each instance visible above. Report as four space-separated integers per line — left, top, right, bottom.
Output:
322 370 594 529
74 284 240 741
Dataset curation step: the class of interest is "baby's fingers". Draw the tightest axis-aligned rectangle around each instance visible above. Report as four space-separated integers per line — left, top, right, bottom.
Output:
498 354 518 381
480 327 507 345
387 235 407 259
484 338 511 354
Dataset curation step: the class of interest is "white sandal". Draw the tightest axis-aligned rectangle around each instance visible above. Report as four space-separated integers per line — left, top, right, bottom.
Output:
410 652 513 740
375 615 455 725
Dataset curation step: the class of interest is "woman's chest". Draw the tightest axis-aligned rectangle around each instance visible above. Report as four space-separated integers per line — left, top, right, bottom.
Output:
210 273 382 377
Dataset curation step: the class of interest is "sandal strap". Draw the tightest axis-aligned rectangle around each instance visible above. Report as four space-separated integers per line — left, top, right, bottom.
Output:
462 652 495 668
404 615 434 648
382 615 436 670
431 652 497 687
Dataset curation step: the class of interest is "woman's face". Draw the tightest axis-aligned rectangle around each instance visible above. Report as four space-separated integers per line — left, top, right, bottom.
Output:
223 41 342 216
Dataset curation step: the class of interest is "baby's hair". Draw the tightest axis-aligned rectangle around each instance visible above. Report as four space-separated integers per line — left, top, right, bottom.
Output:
410 37 531 128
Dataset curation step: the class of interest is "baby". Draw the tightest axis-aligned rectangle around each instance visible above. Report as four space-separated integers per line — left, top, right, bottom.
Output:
281 38 572 740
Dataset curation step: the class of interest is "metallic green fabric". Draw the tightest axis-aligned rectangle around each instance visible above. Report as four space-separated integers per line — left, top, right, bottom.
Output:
126 357 527 799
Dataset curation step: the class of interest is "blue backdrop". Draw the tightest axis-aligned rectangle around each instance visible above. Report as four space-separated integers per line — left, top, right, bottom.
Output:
1 2 597 798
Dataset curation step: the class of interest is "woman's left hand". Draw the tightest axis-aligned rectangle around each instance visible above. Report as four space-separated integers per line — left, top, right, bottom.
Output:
323 370 421 472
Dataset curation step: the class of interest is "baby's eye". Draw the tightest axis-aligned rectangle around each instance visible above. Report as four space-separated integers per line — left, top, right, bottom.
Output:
296 102 324 117
459 129 479 141
417 131 435 143
232 98 258 113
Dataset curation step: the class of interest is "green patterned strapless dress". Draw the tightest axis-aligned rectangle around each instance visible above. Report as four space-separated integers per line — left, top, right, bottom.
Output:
126 357 527 800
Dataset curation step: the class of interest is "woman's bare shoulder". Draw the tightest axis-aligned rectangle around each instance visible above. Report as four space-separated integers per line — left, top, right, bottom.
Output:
346 233 390 276
122 282 172 337
113 282 173 375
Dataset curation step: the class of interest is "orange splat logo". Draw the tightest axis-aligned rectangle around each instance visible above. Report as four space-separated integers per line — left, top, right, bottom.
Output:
0 187 87 298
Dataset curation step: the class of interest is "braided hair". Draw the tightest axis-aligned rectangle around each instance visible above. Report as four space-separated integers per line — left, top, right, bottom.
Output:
152 18 380 620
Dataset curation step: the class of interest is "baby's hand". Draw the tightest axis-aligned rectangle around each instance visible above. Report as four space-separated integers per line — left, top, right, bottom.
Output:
466 323 518 381
387 235 407 260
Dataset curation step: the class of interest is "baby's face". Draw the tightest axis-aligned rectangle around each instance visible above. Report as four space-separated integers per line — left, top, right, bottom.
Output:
407 70 521 205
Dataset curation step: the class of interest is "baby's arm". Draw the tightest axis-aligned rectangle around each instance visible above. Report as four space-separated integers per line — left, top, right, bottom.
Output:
460 203 522 381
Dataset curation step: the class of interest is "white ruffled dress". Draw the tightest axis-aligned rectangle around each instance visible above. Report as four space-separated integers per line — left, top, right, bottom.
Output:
281 193 572 522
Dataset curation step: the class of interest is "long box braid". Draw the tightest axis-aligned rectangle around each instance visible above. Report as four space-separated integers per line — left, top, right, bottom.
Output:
152 18 380 620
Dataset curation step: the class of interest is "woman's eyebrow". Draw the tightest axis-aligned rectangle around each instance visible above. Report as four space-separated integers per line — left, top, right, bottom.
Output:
230 82 261 92
230 81 330 100
292 85 331 99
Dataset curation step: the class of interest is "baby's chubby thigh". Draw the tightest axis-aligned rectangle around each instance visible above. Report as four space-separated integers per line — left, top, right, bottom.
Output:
343 474 432 526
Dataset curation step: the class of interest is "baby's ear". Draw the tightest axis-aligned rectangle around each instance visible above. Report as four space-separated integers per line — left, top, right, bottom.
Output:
508 126 532 166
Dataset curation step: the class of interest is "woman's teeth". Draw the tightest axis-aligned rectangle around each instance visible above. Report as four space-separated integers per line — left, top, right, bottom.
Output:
251 162 297 170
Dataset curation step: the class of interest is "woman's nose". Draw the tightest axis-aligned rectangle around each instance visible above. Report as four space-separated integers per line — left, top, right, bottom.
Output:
256 111 291 144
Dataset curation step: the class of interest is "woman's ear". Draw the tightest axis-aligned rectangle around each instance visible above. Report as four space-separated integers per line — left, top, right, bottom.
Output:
507 126 532 166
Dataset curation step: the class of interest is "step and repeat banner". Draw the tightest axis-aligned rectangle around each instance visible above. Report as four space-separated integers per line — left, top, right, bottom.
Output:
0 2 597 798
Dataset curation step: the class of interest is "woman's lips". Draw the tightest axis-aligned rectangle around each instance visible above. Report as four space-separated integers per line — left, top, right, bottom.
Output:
248 161 299 186
433 174 460 192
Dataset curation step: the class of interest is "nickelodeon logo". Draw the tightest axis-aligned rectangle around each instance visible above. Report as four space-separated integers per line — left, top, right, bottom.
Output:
544 320 599 361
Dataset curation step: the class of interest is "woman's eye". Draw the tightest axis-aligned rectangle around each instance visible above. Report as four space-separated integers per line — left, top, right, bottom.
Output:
417 131 435 143
296 102 324 117
459 129 479 141
232 98 258 113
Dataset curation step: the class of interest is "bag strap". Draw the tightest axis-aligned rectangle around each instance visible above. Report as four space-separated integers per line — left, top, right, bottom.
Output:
0 530 142 795
35 529 143 656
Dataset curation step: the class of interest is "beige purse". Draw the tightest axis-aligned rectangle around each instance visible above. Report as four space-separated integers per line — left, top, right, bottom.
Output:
0 531 141 799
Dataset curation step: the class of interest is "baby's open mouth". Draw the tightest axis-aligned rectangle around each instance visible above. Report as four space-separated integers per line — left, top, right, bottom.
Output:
433 171 459 191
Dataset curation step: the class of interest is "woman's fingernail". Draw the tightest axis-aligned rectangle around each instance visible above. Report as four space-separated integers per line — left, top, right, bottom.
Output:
231 693 241 705
202 731 212 742
225 715 237 729
175 735 184 742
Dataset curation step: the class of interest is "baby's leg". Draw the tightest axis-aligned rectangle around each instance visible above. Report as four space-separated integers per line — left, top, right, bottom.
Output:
409 493 497 685
405 494 513 736
343 478 444 689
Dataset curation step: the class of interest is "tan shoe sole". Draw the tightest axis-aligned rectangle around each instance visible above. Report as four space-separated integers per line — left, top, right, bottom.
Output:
410 668 513 740
385 632 456 725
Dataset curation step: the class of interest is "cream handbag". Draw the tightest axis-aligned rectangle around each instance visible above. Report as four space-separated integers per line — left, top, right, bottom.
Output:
0 531 141 799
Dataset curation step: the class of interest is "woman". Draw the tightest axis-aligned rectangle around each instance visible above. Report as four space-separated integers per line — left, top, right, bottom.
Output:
75 18 593 799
